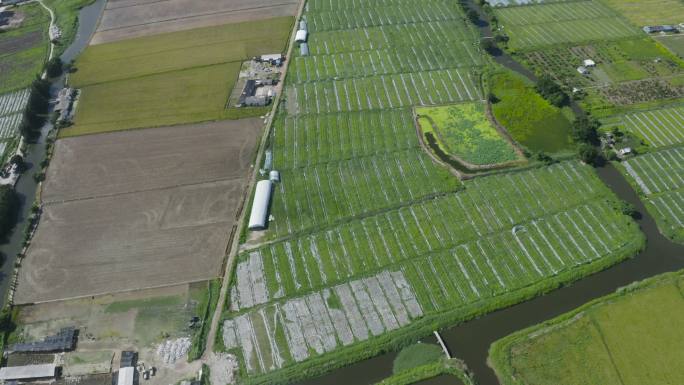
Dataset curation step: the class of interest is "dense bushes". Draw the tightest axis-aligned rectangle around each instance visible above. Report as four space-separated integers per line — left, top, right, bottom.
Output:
392 343 443 374
19 78 51 142
535 75 569 107
0 185 19 241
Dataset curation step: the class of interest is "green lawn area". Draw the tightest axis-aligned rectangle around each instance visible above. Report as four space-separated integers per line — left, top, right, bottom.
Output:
0 3 49 94
490 271 684 385
416 102 520 166
393 344 444 374
489 70 573 154
63 16 293 137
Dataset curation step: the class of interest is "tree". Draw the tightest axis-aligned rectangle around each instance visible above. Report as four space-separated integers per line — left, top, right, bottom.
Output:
535 75 568 107
45 57 63 78
572 116 600 144
466 9 479 24
578 143 602 165
481 38 497 54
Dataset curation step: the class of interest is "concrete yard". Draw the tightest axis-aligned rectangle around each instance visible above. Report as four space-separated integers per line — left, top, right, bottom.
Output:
15 119 262 304
91 0 299 45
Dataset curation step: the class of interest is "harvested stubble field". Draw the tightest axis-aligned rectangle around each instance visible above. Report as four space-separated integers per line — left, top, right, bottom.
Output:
490 270 684 385
494 0 639 51
91 0 299 45
416 102 520 166
619 146 684 243
16 119 262 304
219 0 648 382
64 17 293 137
0 3 49 94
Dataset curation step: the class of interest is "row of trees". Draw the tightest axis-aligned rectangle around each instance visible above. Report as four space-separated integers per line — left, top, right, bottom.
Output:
18 77 51 142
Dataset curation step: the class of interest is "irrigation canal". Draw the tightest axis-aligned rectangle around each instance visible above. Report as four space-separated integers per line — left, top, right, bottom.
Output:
297 4 684 385
0 0 106 307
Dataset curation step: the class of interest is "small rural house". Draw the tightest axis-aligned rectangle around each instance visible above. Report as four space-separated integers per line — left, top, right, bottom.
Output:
583 59 596 67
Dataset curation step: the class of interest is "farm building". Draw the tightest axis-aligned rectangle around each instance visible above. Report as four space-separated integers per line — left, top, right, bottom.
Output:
10 327 76 353
300 42 309 56
295 29 308 43
577 66 589 75
269 170 280 182
117 367 136 385
0 364 57 381
244 96 269 107
643 25 678 33
248 180 273 230
583 59 596 67
299 20 307 31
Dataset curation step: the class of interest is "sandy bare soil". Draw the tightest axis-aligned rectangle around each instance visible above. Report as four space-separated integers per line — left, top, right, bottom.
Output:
91 0 299 45
43 119 261 203
15 119 262 304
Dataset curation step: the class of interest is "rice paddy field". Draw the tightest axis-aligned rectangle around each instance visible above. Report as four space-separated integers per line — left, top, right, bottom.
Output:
416 103 520 166
618 147 684 243
494 0 640 51
489 270 684 385
64 17 293 136
602 104 684 148
600 0 684 26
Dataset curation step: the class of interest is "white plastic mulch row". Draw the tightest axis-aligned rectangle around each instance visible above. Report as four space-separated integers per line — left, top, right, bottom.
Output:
223 270 423 374
0 113 22 140
0 89 30 117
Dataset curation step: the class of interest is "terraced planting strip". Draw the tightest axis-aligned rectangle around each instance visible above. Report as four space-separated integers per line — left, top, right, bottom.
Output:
613 105 684 148
494 0 639 50
226 161 643 379
619 147 684 242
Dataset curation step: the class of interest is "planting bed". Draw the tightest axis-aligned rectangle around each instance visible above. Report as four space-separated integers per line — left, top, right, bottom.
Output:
91 0 299 44
490 270 684 385
619 146 684 243
226 161 643 377
603 104 684 148
16 119 262 303
600 0 684 26
416 102 520 166
494 0 639 51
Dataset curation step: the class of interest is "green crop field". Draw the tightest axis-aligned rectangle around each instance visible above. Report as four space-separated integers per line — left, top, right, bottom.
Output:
416 103 520 165
0 3 49 94
655 35 684 58
600 0 684 25
618 146 684 243
490 270 684 385
489 70 573 154
495 0 640 51
220 0 646 383
63 17 293 136
602 104 684 148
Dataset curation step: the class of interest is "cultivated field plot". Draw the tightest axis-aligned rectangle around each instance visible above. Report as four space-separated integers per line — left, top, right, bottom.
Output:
605 104 684 148
417 102 519 166
16 119 262 303
226 162 642 375
91 0 299 45
490 271 684 385
0 3 49 94
0 88 29 139
620 147 684 243
494 0 639 50
600 0 684 26
66 18 292 136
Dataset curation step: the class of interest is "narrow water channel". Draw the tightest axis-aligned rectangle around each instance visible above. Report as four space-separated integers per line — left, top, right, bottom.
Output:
0 0 106 306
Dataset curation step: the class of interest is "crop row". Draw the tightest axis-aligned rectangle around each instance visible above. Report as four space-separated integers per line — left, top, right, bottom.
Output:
0 89 30 117
0 112 22 140
237 162 612 308
306 0 451 12
620 105 684 148
306 20 475 56
291 42 480 84
271 109 417 170
225 270 423 373
287 68 481 115
622 147 684 195
495 0 620 25
269 149 460 238
504 18 638 50
305 2 462 33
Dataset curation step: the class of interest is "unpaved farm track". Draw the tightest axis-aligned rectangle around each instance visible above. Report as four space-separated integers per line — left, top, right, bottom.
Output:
91 0 299 45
